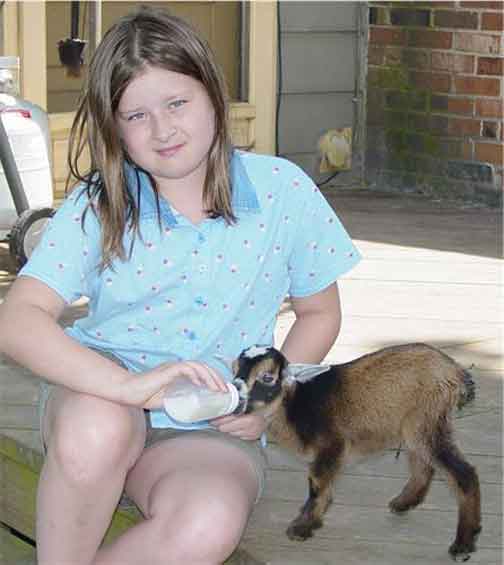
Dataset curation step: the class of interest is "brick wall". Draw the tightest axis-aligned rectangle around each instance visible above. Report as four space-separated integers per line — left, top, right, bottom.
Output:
366 1 503 204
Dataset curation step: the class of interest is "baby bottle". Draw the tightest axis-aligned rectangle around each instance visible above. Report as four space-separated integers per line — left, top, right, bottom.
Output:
163 380 240 423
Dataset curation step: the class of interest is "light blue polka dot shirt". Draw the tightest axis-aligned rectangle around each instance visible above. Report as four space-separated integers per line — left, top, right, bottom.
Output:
20 151 361 429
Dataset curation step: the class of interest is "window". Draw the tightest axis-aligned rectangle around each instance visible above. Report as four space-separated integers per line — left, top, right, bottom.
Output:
45 1 244 113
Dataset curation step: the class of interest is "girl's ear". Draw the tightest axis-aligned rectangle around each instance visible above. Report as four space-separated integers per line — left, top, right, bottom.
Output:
285 364 330 383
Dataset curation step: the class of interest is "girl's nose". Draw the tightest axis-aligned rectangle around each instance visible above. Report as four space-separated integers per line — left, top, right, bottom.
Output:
152 115 177 141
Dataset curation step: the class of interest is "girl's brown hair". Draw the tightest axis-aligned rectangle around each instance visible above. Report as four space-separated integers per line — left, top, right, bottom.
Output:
67 6 234 269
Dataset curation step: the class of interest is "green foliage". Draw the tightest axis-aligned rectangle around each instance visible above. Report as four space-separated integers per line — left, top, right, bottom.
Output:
371 65 410 91
370 63 442 169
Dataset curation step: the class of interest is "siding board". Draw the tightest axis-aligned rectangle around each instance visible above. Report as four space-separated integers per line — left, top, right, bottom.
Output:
281 34 356 93
279 1 357 31
277 2 366 187
278 93 355 154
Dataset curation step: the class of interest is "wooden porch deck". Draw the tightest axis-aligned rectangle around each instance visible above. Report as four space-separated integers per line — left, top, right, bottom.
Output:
1 190 502 564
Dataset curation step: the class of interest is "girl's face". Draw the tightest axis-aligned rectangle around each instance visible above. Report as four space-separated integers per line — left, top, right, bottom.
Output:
116 66 216 194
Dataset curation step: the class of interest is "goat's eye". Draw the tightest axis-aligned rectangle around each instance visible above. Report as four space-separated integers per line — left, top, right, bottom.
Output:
258 371 275 385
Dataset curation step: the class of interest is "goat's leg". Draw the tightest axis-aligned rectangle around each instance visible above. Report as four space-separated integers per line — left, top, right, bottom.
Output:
389 448 435 513
287 441 345 541
433 419 481 562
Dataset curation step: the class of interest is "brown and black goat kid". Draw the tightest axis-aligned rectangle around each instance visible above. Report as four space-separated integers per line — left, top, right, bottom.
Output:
232 343 481 562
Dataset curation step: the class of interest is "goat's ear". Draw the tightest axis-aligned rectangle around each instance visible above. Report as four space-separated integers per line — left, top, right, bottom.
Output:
284 364 330 383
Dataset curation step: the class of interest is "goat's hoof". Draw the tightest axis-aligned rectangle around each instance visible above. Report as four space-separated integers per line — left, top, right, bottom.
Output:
449 526 481 562
449 541 475 562
286 523 313 541
286 518 320 541
388 498 412 514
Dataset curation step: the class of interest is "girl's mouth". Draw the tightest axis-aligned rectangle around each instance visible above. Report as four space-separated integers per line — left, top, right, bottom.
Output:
157 143 185 157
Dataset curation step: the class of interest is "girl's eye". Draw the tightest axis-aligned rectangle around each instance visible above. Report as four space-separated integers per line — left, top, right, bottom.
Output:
127 112 146 122
168 99 187 110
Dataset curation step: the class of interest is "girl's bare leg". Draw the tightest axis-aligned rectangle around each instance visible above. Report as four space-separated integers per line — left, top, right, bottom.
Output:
93 435 260 565
36 387 147 565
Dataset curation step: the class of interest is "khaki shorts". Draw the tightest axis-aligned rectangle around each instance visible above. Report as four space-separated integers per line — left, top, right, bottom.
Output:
38 351 267 504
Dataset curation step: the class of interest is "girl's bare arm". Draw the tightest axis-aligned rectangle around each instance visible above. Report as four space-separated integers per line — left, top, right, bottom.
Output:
0 276 225 409
280 282 342 364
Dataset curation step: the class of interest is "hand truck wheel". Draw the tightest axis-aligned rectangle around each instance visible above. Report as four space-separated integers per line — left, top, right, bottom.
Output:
9 207 55 271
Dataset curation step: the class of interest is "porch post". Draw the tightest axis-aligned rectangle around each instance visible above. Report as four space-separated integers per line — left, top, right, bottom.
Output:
248 1 277 156
1 1 19 58
18 1 47 109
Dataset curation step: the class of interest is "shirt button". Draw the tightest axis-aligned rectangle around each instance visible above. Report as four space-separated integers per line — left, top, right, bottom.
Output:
198 264 208 274
182 328 197 341
194 296 207 307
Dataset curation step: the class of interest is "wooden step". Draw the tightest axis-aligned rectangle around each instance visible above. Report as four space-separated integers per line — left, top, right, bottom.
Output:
0 524 36 564
0 431 142 545
0 431 265 564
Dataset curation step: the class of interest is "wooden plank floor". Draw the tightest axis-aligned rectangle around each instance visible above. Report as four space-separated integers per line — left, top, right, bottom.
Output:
1 191 502 564
0 524 36 565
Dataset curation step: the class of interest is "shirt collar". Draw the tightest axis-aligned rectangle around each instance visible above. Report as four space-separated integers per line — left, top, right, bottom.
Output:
124 150 260 226
229 151 260 213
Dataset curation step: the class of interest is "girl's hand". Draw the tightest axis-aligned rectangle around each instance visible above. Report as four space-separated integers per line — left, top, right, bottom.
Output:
120 361 227 410
211 410 270 441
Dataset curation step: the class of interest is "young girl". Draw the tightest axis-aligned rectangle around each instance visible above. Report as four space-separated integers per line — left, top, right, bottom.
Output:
0 7 360 565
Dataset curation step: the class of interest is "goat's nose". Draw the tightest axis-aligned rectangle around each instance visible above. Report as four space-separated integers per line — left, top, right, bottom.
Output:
232 378 248 396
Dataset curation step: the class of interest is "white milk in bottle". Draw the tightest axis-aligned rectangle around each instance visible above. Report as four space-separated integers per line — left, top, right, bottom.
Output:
163 380 240 423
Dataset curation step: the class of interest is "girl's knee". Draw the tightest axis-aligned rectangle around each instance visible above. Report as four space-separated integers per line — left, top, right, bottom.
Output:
169 505 249 563
47 395 145 484
150 474 253 562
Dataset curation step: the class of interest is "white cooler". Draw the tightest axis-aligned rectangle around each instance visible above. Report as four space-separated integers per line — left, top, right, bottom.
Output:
0 99 53 241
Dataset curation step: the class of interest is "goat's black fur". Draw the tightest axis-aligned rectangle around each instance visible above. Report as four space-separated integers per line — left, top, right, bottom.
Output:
232 343 481 562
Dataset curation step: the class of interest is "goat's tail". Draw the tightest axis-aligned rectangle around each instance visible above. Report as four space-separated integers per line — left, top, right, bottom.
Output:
457 366 476 409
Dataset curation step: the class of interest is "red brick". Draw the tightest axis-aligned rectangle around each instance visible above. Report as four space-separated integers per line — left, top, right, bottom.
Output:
408 29 452 49
410 71 451 92
448 97 474 115
477 57 504 76
386 48 430 69
455 76 501 96
447 117 481 136
370 27 407 46
462 140 474 160
460 1 504 8
368 45 385 65
367 91 387 126
390 8 431 27
482 12 504 31
475 142 504 166
434 10 478 29
429 115 449 135
370 6 389 26
432 52 475 73
475 98 504 118
384 46 402 66
439 138 465 159
455 32 501 55
367 68 381 88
